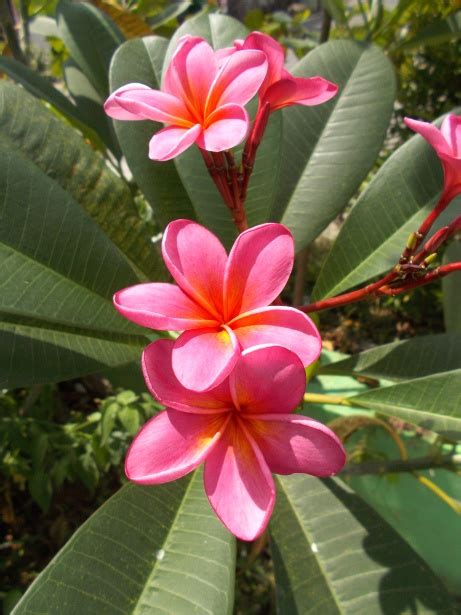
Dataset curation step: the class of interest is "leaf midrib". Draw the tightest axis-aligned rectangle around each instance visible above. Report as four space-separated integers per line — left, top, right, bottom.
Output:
276 477 343 614
131 471 197 615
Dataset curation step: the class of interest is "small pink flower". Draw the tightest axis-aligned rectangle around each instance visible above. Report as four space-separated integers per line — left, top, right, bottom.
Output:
405 114 461 203
104 35 268 160
217 31 338 112
114 220 321 392
126 341 346 540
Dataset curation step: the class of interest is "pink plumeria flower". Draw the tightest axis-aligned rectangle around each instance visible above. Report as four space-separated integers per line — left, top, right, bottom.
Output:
126 340 346 541
405 114 461 203
217 31 338 112
114 220 321 392
104 35 268 160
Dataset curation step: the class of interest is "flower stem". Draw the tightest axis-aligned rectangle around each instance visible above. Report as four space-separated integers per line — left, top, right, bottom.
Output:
303 393 353 406
240 102 271 203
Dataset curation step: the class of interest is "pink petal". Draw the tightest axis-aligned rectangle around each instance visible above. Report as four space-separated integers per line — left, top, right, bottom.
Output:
142 339 233 413
172 326 240 392
441 114 461 158
197 103 249 152
264 76 338 111
230 345 306 414
204 418 275 541
104 83 151 120
164 36 217 114
224 223 294 320
205 50 268 114
404 117 452 157
231 306 321 367
243 32 285 98
105 83 193 126
162 220 227 317
245 414 346 476
125 408 229 484
113 282 216 330
149 124 201 161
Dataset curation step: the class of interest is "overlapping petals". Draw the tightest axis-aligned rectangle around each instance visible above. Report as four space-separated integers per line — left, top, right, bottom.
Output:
114 220 322 391
126 342 346 540
404 114 461 201
104 35 268 160
219 31 338 112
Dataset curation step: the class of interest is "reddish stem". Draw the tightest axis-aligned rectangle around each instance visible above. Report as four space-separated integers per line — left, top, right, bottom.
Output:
240 102 271 203
378 262 461 296
400 191 452 262
298 270 398 314
414 214 461 264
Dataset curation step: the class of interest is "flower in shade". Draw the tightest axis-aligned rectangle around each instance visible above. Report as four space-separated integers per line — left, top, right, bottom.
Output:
216 31 338 112
405 114 461 203
126 340 346 540
104 35 267 161
114 220 321 392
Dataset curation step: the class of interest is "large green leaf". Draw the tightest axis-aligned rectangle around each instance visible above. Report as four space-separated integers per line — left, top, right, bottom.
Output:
13 472 236 614
321 333 461 381
163 13 284 247
313 111 460 300
0 81 164 281
109 36 196 229
271 475 455 614
350 371 461 438
274 40 395 251
56 0 124 99
442 240 461 333
0 82 151 388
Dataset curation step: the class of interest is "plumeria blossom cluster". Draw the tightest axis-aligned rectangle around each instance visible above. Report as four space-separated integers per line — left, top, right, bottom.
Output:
105 30 460 539
115 221 346 539
105 31 337 161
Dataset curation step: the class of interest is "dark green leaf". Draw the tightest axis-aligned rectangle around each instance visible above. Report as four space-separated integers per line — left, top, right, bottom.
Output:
29 470 53 512
0 80 164 281
57 0 124 99
321 333 461 381
313 110 460 300
0 82 150 388
397 11 461 50
271 475 456 613
14 472 236 614
63 59 119 154
442 240 461 333
109 36 196 228
274 40 395 251
0 57 85 126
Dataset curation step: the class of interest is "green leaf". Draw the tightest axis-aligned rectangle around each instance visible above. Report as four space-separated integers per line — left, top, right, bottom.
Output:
0 80 164 281
109 36 196 228
442 240 461 333
350 371 461 439
29 470 53 512
0 57 85 126
57 0 124 99
63 59 119 154
271 475 456 613
320 0 347 24
274 40 395 251
321 333 461 381
14 472 236 615
397 11 461 50
163 13 283 247
0 82 150 388
313 111 460 300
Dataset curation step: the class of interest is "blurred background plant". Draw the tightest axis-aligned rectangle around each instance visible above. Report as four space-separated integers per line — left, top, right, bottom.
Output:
1 0 460 613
